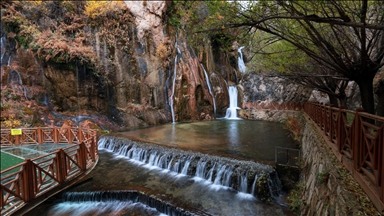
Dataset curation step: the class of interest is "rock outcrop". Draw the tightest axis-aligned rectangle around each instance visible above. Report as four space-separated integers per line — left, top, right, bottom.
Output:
1 1 238 129
240 73 312 110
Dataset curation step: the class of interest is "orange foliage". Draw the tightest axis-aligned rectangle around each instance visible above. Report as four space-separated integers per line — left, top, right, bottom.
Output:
156 43 169 60
84 1 124 19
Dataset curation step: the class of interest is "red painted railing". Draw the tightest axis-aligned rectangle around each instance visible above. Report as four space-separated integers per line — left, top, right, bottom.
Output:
249 101 384 212
1 127 98 216
303 103 384 213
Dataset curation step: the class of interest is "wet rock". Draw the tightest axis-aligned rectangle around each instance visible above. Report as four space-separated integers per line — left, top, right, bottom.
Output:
256 174 272 202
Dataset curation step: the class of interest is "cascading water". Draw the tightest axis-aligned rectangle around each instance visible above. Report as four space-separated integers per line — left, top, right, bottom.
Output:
1 36 5 64
200 64 217 117
98 136 281 199
238 46 246 74
50 190 194 216
224 86 241 119
169 42 181 123
7 70 29 100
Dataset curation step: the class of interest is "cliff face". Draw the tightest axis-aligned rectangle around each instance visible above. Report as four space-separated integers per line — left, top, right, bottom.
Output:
0 1 237 129
240 73 312 109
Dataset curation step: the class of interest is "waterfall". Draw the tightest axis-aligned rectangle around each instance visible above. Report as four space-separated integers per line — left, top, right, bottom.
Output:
238 46 246 74
7 55 11 67
99 136 281 198
251 174 258 195
55 190 195 216
239 172 249 193
1 36 5 64
200 64 217 117
169 43 181 123
224 86 241 119
8 70 29 100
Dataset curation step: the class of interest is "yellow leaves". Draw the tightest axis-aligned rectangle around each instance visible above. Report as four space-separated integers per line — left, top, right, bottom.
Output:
217 14 224 20
84 1 124 19
29 0 43 5
156 42 169 60
4 119 21 128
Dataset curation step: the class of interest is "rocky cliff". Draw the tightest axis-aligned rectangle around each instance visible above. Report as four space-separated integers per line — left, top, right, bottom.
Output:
0 1 239 130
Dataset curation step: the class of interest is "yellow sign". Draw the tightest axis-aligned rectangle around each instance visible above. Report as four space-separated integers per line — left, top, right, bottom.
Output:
11 129 22 135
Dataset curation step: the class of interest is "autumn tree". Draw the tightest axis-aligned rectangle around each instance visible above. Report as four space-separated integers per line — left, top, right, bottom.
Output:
196 0 384 115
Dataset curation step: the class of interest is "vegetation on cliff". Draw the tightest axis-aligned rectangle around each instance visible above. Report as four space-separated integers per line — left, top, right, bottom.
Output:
192 0 384 116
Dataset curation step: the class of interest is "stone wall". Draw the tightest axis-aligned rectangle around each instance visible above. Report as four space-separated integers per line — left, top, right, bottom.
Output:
300 119 361 215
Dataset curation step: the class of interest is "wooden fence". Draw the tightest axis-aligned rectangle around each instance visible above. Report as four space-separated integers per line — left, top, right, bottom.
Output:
249 101 384 212
0 127 98 216
303 103 384 213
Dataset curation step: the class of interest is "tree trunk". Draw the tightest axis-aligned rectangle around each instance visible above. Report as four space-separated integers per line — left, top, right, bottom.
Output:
327 93 339 107
355 78 375 114
338 93 347 108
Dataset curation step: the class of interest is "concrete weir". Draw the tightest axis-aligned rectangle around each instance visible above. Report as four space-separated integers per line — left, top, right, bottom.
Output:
99 135 282 201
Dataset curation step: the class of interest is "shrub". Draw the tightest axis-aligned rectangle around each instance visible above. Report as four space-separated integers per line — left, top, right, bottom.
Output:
4 119 21 128
156 42 169 60
284 117 302 142
84 1 124 19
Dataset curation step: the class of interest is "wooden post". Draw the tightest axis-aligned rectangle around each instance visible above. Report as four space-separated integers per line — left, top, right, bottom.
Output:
67 128 73 144
15 135 20 145
56 149 67 183
353 108 364 170
381 125 384 201
23 159 35 202
336 106 345 153
79 142 87 171
54 127 59 143
0 184 3 209
78 128 84 144
329 105 334 141
37 127 43 144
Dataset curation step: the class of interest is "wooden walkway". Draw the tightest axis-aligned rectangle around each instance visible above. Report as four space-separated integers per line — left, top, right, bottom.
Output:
248 101 384 213
0 127 98 216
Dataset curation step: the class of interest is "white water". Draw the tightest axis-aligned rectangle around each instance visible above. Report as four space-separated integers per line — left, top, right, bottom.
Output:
224 86 241 119
11 70 29 100
238 46 246 74
1 36 5 63
201 64 217 117
169 43 181 123
97 137 279 197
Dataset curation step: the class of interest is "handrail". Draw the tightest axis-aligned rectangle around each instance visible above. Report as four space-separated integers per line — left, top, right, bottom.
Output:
303 103 384 213
249 102 384 212
1 127 98 215
0 127 96 146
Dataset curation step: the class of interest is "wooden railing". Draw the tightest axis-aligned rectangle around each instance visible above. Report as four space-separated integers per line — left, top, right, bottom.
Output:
1 127 98 216
248 101 384 212
303 103 384 213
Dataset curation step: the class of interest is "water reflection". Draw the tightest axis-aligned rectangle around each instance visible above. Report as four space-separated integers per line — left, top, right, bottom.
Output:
114 119 297 163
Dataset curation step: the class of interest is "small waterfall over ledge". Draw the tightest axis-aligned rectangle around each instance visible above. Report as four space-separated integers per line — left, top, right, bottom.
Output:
169 42 181 123
224 86 241 119
55 190 196 216
99 136 282 200
201 64 217 117
238 46 246 74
